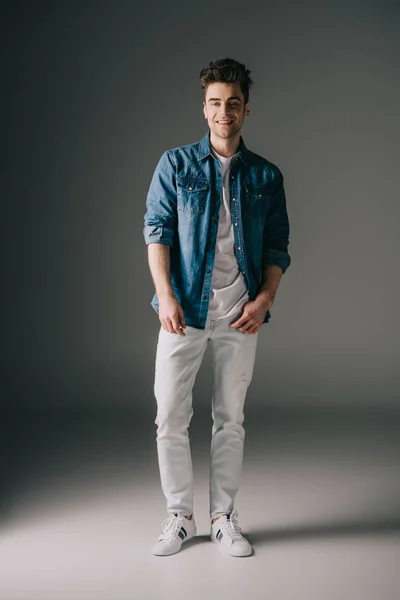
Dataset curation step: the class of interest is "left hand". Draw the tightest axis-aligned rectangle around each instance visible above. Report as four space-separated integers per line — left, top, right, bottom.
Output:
229 294 274 334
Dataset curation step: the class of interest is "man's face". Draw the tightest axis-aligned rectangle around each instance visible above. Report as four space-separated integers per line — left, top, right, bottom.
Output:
203 82 250 141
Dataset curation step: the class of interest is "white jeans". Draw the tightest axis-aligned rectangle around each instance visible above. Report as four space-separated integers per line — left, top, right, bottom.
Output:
153 310 259 520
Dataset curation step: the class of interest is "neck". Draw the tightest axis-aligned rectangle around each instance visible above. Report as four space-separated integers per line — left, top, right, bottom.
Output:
209 130 241 158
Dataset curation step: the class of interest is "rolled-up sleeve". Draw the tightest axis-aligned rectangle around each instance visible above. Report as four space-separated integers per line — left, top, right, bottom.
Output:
262 170 291 273
143 150 177 247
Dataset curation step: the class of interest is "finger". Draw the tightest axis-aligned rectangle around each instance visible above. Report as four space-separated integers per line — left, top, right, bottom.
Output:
230 315 246 328
243 320 256 333
243 319 259 333
172 319 185 336
178 310 186 329
247 324 259 334
164 319 175 334
239 320 253 333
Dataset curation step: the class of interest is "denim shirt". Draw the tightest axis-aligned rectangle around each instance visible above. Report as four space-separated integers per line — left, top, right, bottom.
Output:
143 130 291 330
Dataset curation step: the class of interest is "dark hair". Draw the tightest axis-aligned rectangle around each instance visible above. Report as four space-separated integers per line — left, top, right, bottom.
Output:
199 57 253 105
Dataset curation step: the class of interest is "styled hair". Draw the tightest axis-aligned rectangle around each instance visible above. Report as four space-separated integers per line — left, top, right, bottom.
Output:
199 57 253 105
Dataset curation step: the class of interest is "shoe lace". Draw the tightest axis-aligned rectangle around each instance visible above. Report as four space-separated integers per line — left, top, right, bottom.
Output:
220 509 245 542
159 514 183 541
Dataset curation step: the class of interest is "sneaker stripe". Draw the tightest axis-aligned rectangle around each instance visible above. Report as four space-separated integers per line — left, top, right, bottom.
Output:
178 526 187 541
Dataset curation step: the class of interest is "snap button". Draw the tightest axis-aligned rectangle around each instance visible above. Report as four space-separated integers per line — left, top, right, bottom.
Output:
189 186 192 190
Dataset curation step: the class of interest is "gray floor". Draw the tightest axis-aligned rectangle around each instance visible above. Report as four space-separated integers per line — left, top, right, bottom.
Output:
0 407 399 600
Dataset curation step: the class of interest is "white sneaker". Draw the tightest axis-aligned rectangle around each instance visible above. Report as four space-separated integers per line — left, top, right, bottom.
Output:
151 513 197 556
210 509 252 557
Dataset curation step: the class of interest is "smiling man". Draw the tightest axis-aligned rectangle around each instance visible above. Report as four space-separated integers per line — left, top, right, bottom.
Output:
143 57 291 557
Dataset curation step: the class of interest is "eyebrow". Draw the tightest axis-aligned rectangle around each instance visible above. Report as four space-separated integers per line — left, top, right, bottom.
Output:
207 96 242 103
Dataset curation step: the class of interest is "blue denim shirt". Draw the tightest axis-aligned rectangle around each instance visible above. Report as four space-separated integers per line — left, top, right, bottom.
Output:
143 130 291 330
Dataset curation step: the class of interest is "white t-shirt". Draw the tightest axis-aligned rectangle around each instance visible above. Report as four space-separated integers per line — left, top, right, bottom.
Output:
207 147 250 319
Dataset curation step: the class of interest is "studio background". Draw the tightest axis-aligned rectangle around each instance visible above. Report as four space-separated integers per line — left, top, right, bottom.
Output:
1 2 399 600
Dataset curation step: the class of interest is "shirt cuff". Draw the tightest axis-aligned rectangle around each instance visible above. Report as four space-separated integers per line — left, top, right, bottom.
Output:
143 225 175 247
262 249 291 273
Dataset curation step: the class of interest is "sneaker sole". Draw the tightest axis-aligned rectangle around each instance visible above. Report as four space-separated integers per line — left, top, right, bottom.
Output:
211 534 252 557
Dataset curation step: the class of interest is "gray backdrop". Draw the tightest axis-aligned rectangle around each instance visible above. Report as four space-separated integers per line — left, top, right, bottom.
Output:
1 3 399 600
2 0 398 410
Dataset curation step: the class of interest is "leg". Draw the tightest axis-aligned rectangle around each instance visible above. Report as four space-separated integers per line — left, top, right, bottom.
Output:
154 324 209 517
208 317 258 520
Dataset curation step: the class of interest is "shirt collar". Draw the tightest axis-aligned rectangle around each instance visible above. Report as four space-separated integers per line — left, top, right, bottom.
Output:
197 130 251 166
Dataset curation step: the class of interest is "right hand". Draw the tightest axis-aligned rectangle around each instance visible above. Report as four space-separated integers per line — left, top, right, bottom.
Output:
159 295 187 336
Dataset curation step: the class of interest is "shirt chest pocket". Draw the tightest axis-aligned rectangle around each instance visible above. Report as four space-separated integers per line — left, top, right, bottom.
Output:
177 177 209 214
243 183 270 221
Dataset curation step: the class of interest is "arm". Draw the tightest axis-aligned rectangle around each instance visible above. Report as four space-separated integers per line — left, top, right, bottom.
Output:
147 243 186 335
256 264 283 307
143 149 177 298
143 150 178 247
147 243 175 300
143 151 186 335
256 170 291 307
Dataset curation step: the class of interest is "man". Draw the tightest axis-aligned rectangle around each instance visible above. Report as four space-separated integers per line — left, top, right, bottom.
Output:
143 57 291 557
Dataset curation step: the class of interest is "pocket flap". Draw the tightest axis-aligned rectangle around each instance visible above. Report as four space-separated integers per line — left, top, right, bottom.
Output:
177 177 209 192
245 183 270 199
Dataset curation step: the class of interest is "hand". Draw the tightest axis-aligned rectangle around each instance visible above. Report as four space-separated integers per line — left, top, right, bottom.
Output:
229 294 274 334
159 295 187 336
